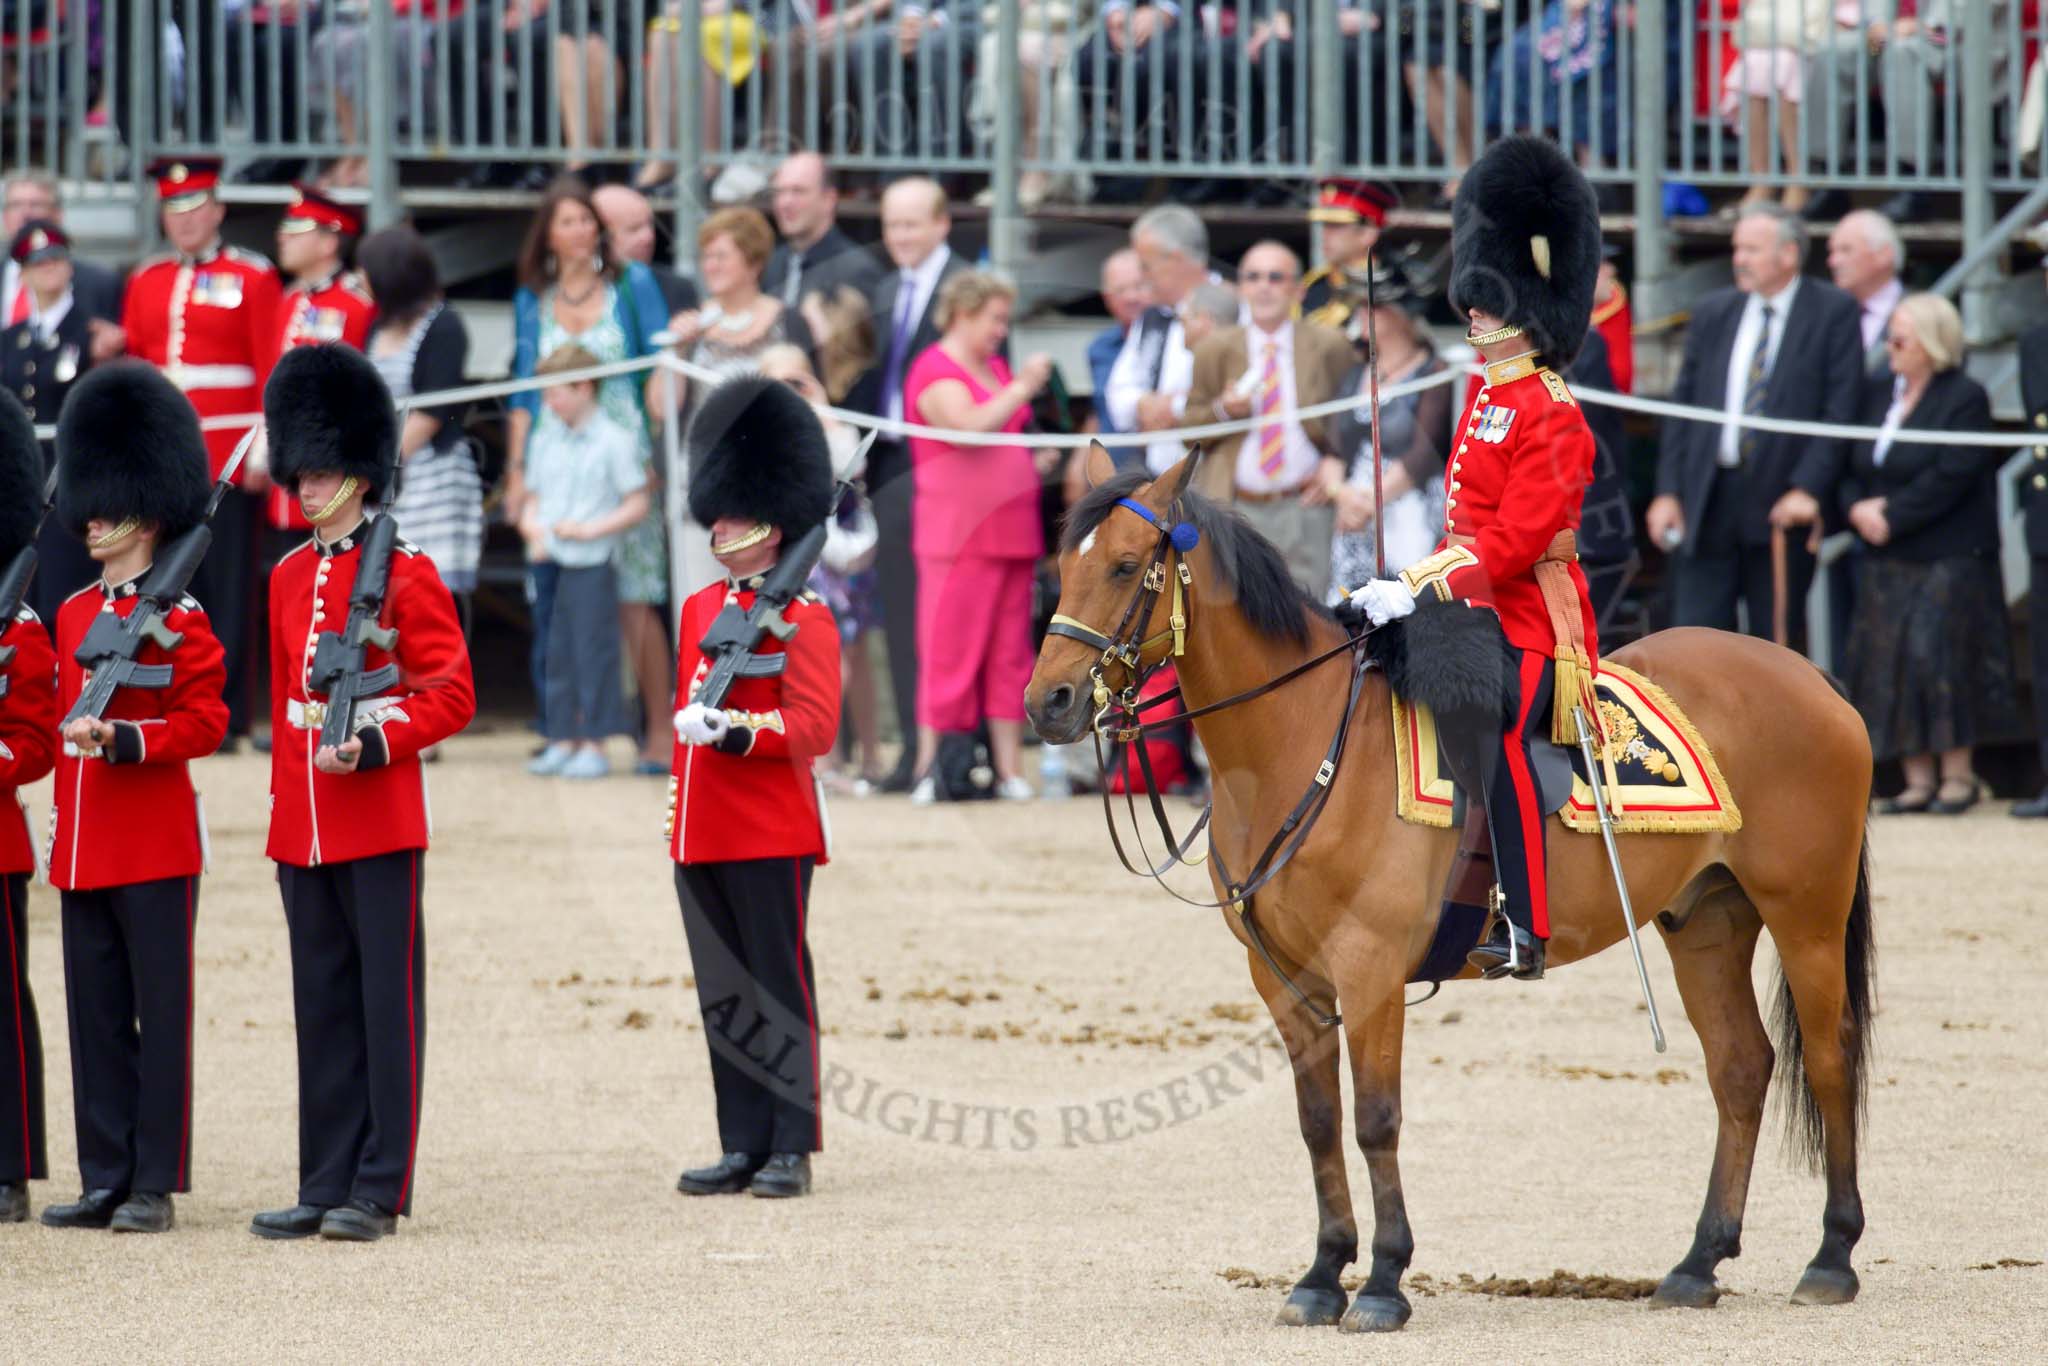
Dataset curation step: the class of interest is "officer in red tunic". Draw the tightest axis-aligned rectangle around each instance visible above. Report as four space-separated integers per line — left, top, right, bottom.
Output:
670 377 840 1201
0 391 58 1225
249 345 476 1243
121 157 284 743
264 185 375 535
1348 136 1604 982
39 362 228 1233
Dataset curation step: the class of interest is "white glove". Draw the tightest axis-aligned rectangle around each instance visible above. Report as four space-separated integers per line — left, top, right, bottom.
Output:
675 702 731 746
1347 578 1417 628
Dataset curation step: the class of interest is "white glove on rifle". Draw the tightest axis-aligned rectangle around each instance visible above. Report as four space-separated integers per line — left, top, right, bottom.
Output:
675 702 730 746
1347 578 1418 628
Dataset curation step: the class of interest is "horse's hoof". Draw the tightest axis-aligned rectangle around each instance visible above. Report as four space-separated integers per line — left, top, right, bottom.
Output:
1338 1293 1412 1334
1276 1285 1346 1327
1789 1265 1860 1306
1650 1272 1721 1309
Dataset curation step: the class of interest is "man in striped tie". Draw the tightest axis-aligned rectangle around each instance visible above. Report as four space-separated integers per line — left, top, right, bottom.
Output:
1186 241 1355 595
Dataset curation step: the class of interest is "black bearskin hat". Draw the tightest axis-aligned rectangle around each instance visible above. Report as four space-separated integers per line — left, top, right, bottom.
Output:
0 390 42 567
686 376 835 540
264 343 400 501
1448 135 1602 365
55 361 211 541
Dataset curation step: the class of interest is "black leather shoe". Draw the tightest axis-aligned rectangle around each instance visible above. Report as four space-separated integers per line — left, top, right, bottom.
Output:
676 1152 766 1196
0 1182 25 1223
109 1192 174 1233
1467 921 1546 981
2011 788 2048 819
1801 188 1851 221
877 759 917 795
1877 188 1937 224
749 1152 812 1199
251 1204 331 1240
40 1188 127 1228
319 1198 396 1242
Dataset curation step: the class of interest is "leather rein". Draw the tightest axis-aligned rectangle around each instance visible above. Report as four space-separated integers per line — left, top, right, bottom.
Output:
1046 489 1369 1026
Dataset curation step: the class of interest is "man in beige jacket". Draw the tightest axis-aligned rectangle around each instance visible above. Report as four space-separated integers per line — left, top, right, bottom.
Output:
1185 241 1354 594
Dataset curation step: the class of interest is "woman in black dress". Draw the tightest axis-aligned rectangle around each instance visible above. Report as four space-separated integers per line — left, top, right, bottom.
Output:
1841 292 2025 814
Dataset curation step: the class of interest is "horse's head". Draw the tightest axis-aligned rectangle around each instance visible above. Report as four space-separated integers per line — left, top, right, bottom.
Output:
1025 442 1203 744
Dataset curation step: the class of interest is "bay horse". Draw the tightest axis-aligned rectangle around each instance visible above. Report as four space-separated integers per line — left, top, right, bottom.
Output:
1023 447 1875 1334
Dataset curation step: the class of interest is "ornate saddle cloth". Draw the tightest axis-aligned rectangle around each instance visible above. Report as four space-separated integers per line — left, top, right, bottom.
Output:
1389 659 1742 836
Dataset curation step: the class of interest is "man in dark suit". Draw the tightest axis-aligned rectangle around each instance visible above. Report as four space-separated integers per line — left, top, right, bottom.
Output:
762 154 883 310
866 176 966 792
1649 203 1863 653
1569 327 1638 636
1 176 124 361
592 185 700 317
2013 298 2048 817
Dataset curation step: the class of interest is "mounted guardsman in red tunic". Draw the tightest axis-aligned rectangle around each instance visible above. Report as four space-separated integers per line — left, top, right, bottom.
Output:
668 377 841 1201
1347 135 1605 982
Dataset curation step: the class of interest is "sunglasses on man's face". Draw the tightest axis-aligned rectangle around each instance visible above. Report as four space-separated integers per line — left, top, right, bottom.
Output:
1240 271 1296 286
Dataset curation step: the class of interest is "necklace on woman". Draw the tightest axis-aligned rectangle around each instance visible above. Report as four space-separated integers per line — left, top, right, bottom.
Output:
702 300 761 335
557 276 601 307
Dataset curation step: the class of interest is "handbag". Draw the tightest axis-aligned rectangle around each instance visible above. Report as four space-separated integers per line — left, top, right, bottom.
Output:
822 485 879 574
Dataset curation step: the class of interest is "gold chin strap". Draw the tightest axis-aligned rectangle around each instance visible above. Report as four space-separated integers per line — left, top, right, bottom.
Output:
711 522 773 556
1466 321 1527 347
308 475 361 525
88 516 140 551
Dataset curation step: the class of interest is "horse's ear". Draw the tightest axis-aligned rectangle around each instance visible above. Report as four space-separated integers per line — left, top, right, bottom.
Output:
1084 439 1116 489
1147 443 1203 508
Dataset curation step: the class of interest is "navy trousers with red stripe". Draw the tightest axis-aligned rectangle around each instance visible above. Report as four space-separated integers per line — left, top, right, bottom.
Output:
278 850 427 1217
675 857 822 1156
2 873 45 1185
1446 650 1555 943
60 876 198 1195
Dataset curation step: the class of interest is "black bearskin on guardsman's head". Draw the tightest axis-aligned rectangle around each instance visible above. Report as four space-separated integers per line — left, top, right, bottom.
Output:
55 361 211 541
686 375 835 540
1448 134 1601 366
0 390 42 567
264 342 400 501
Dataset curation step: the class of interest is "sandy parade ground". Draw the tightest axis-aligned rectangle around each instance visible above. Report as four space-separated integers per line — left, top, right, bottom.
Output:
3 727 2045 1364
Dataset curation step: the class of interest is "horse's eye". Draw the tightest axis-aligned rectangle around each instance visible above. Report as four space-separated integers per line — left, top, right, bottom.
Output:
1112 560 1139 579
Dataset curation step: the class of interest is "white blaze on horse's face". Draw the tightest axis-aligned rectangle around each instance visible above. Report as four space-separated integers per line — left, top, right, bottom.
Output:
1077 528 1098 559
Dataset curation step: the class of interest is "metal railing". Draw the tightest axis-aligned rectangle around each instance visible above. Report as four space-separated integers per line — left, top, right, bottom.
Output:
3 3 2045 298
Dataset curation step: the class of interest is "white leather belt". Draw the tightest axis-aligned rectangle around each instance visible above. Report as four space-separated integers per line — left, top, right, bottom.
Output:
288 694 404 731
165 363 257 391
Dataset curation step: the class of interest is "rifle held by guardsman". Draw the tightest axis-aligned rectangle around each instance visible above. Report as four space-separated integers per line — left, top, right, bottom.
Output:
692 483 847 711
305 512 402 752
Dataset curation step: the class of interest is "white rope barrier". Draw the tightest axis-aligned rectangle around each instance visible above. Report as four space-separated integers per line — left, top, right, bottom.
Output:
28 346 2048 455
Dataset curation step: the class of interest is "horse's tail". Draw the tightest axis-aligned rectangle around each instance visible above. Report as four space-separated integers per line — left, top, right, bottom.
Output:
1770 818 1875 1172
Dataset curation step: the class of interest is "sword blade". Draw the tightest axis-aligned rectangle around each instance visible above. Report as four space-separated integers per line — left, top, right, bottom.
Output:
1572 704 1667 1053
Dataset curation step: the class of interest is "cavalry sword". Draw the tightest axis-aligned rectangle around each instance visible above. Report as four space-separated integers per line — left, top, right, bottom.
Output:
1571 704 1666 1053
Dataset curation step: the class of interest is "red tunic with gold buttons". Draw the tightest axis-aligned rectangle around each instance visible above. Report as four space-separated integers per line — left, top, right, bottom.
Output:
122 243 284 483
265 526 477 868
667 577 841 866
0 608 59 876
49 581 229 891
265 270 379 532
1400 354 1600 672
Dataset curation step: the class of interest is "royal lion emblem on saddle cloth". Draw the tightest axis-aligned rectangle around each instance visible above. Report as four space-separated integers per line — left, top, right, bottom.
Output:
1390 660 1742 835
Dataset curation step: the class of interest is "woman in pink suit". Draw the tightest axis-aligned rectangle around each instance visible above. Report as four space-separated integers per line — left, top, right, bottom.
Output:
903 270 1056 803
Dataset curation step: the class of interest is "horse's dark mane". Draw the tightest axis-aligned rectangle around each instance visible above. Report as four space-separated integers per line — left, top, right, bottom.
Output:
1061 470 1333 647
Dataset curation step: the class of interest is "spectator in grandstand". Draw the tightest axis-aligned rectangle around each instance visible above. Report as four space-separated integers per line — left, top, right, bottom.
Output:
1321 262 1453 597
761 153 884 312
1183 241 1352 594
634 0 778 197
357 225 481 612
1086 248 1151 436
1175 280 1239 354
1106 204 1214 475
1394 0 1499 206
849 0 981 158
1722 0 1831 216
592 183 701 316
968 0 1084 209
314 2 458 190
1486 0 1623 167
220 0 318 183
1073 1 1198 191
0 174 124 361
1827 208 1905 377
1840 293 2023 814
902 268 1056 804
507 178 672 761
1237 3 1399 185
445 2 624 190
1652 202 1861 652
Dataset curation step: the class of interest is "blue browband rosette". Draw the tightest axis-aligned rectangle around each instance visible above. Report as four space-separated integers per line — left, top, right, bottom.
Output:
1115 497 1200 553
